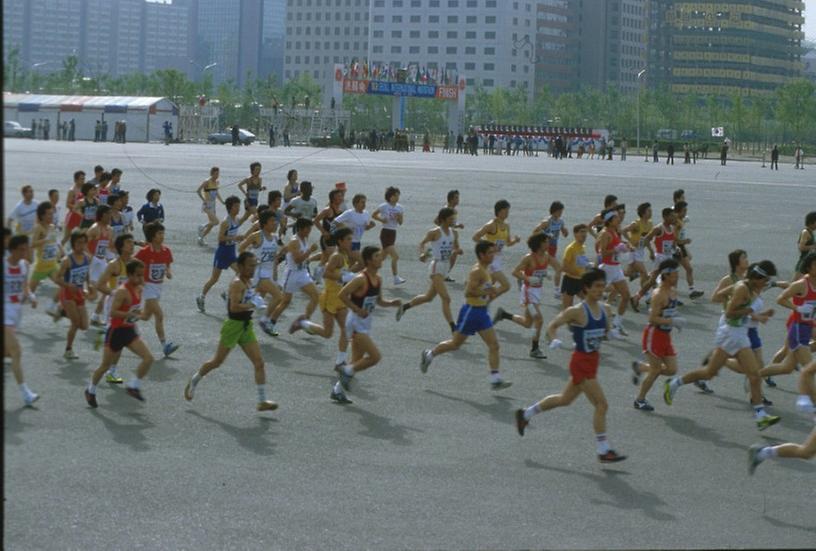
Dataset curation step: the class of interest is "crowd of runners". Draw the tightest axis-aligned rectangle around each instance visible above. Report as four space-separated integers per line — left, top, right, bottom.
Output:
4 159 816 472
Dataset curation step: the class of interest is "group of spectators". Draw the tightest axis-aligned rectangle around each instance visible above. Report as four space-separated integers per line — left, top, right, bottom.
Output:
29 118 76 141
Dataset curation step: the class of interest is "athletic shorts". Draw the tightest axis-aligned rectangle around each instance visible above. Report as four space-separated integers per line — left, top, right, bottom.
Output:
632 248 647 264
351 242 361 252
143 282 162 301
455 305 492 336
788 322 814 351
489 254 504 274
429 259 450 278
748 327 762 350
676 244 689 259
654 253 672 267
213 245 237 270
105 326 139 352
380 228 397 248
202 201 216 214
282 269 313 294
569 350 600 385
346 312 373 335
714 323 751 357
520 285 542 306
60 286 85 306
642 326 676 358
561 275 583 297
65 211 82 230
244 198 259 209
4 303 22 327
547 243 558 258
319 286 345 315
89 257 107 283
600 263 625 284
319 235 332 251
220 318 256 349
31 265 58 282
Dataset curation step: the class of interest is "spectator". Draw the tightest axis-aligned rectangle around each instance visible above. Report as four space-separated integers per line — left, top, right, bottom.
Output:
137 189 165 225
770 144 779 170
652 140 659 163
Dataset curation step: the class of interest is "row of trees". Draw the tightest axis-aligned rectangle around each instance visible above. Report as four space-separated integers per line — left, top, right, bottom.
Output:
5 51 815 147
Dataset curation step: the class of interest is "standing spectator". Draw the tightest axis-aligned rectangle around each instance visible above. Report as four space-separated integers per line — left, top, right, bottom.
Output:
163 121 173 145
720 139 729 166
770 144 779 170
607 137 614 160
31 120 38 140
666 142 675 165
101 119 108 141
652 140 659 163
43 119 50 140
121 121 127 144
231 124 240 146
795 144 804 169
283 127 291 147
620 137 627 161
683 143 691 164
456 133 464 154
137 189 165 226
269 124 275 148
69 119 76 141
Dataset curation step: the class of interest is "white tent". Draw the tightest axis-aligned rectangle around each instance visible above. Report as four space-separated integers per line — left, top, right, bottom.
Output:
3 93 178 143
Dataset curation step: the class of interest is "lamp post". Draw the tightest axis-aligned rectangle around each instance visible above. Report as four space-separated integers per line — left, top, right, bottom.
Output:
636 68 646 151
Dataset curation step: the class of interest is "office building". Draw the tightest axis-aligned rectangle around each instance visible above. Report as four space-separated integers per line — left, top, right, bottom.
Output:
196 0 264 85
261 0 287 82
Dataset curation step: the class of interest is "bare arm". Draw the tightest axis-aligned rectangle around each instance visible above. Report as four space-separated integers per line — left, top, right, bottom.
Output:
472 220 495 243
339 275 367 317
228 280 254 314
776 279 805 311
546 305 581 340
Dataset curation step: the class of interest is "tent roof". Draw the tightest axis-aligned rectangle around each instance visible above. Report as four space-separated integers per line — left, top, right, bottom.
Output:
3 93 177 112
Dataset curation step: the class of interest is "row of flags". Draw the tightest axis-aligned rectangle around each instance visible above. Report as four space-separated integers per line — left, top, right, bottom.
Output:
343 59 459 86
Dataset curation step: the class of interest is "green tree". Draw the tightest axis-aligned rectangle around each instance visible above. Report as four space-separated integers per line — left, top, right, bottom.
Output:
774 79 816 142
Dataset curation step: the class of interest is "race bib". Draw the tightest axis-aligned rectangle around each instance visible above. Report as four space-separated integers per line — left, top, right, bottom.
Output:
439 244 452 261
260 249 277 263
43 243 59 260
362 295 377 313
496 239 505 252
71 266 89 286
583 328 605 353
95 241 108 259
576 255 590 268
150 263 166 282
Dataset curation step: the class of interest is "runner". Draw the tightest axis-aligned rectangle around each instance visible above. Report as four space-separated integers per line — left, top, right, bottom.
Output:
531 201 568 299
197 166 224 245
266 190 288 239
289 228 358 368
313 188 345 284
238 162 266 224
96 171 112 203
263 218 320 336
109 168 124 195
587 194 618 237
471 200 520 300
663 261 782 430
62 170 85 246
74 183 100 231
631 207 677 310
120 191 135 234
396 207 462 332
136 189 165 227
55 231 93 360
514 268 627 463
95 233 136 381
419 240 512 390
183 252 279 412
4 235 40 406
333 193 376 264
749 425 816 475
443 189 465 281
107 193 126 243
134 221 180 357
87 165 104 186
7 185 39 237
595 208 631 338
494 232 562 358
559 224 591 311
84 259 154 407
672 201 704 299
29 201 62 318
238 209 284 335
372 186 406 285
794 211 816 278
282 169 300 209
759 252 816 413
630 259 686 411
48 189 62 233
197 196 244 313
330 246 402 403
85 205 114 327
622 202 653 289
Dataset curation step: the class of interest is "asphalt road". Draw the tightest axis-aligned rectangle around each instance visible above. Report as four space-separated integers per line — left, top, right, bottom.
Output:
4 139 815 550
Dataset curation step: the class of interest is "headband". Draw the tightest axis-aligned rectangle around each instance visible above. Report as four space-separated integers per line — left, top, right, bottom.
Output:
751 265 768 278
603 210 617 222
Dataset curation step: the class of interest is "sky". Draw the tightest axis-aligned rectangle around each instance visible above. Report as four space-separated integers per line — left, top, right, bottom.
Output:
806 0 816 41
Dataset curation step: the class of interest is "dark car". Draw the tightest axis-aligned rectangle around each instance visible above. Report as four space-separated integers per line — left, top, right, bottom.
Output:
207 128 256 145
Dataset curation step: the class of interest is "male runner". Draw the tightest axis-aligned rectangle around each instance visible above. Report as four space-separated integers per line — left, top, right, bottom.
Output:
95 232 136 379
595 208 631 338
62 170 85 246
239 209 284 334
472 200 520 300
631 207 677 310
7 185 39 237
494 233 562 358
531 201 568 299
396 207 461 332
85 259 154 407
622 202 654 289
197 166 224 244
74 183 100 231
672 201 704 299
29 201 62 317
55 232 93 359
372 186 406 285
197 195 244 313
284 180 318 230
587 194 618 237
514 268 626 463
4 235 40 406
85 205 114 327
313 188 346 284
184 252 279 412
794 211 816 278
134 221 179 357
419 240 512 390
333 193 376 263
749 425 816 474
559 224 591 310
443 189 465 281
238 162 266 224
664 261 781 430
282 169 300 209
331 246 401 403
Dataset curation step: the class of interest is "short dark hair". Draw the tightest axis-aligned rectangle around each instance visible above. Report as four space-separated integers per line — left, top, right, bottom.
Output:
747 260 777 280
107 193 123 206
237 251 256 266
259 210 275 227
300 180 313 194
658 258 680 273
352 193 366 206
250 162 261 172
268 190 282 204
661 207 674 219
111 168 122 177
143 221 164 242
674 201 688 212
805 211 816 227
549 201 564 215
728 249 747 274
210 166 220 175
362 245 380 264
801 252 816 273
331 227 353 245
225 195 241 211
673 188 685 202
581 268 606 289
146 189 161 202
329 189 344 203
126 259 144 275
573 223 588 234
603 194 618 208
287 169 297 180
8 234 29 250
475 239 495 258
74 170 85 181
94 165 104 173
36 201 53 220
48 188 58 198
447 189 459 202
528 232 549 252
115 233 134 255
95 204 111 221
494 199 510 215
437 207 456 224
70 230 87 248
99 172 112 184
81 183 96 196
636 202 651 217
385 186 400 201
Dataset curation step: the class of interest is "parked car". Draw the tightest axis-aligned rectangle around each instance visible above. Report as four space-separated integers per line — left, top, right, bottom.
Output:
207 128 256 145
5 121 33 138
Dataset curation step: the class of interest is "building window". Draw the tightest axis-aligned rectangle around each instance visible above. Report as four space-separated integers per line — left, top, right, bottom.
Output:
391 46 402 53
446 46 457 54
392 30 402 38
428 30 439 38
447 15 458 23
464 62 475 70
484 32 496 39
429 15 439 22
483 63 494 70
447 31 458 38
410 15 421 22
486 16 496 24
483 78 494 86
465 46 476 54
410 46 420 53
484 47 495 54
428 46 439 54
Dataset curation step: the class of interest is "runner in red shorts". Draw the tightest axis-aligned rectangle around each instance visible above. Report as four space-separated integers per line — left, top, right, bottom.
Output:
56 232 93 359
514 268 626 463
630 258 686 411
62 170 85 247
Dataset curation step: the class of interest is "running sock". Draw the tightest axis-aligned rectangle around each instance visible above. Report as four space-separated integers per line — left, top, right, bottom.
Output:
523 403 541 421
191 372 202 386
87 381 97 395
595 433 611 455
19 383 32 396
449 321 456 332
342 364 354 377
336 351 348 365
127 378 142 390
300 319 320 334
332 381 343 395
500 311 514 321
757 446 778 461
489 371 502 384
670 377 684 390
257 384 267 402
753 405 768 419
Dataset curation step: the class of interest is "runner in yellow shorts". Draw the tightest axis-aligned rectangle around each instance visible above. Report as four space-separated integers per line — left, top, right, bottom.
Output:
30 201 62 317
220 318 257 348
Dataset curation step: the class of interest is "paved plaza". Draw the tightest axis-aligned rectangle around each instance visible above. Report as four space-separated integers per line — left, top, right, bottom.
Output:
4 139 814 550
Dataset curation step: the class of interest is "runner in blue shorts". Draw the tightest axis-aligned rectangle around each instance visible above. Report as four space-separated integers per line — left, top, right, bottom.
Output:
197 196 245 313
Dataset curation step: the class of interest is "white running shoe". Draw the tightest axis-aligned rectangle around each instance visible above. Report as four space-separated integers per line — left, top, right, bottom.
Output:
394 275 406 285
796 395 815 414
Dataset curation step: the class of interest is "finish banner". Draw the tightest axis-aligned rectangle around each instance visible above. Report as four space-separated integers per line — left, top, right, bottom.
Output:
343 79 460 101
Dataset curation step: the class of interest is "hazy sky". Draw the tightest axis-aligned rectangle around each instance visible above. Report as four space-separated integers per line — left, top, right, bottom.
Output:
806 0 815 41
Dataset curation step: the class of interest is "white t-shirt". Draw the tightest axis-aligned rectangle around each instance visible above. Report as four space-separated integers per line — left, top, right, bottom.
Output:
288 197 318 221
334 209 371 243
9 200 39 234
377 202 403 230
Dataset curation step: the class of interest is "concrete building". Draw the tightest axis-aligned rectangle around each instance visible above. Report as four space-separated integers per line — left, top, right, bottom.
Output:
647 0 804 97
284 0 537 99
535 0 578 94
261 0 287 82
196 0 264 86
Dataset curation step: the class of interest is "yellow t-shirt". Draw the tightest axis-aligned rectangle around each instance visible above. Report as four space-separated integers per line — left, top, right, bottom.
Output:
484 223 509 253
630 219 653 247
562 240 588 279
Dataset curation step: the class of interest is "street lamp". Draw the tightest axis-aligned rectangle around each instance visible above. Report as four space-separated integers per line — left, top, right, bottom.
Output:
25 61 50 92
636 68 647 150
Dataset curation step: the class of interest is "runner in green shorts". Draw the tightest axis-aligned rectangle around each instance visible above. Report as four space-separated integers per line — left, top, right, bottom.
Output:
183 251 278 412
